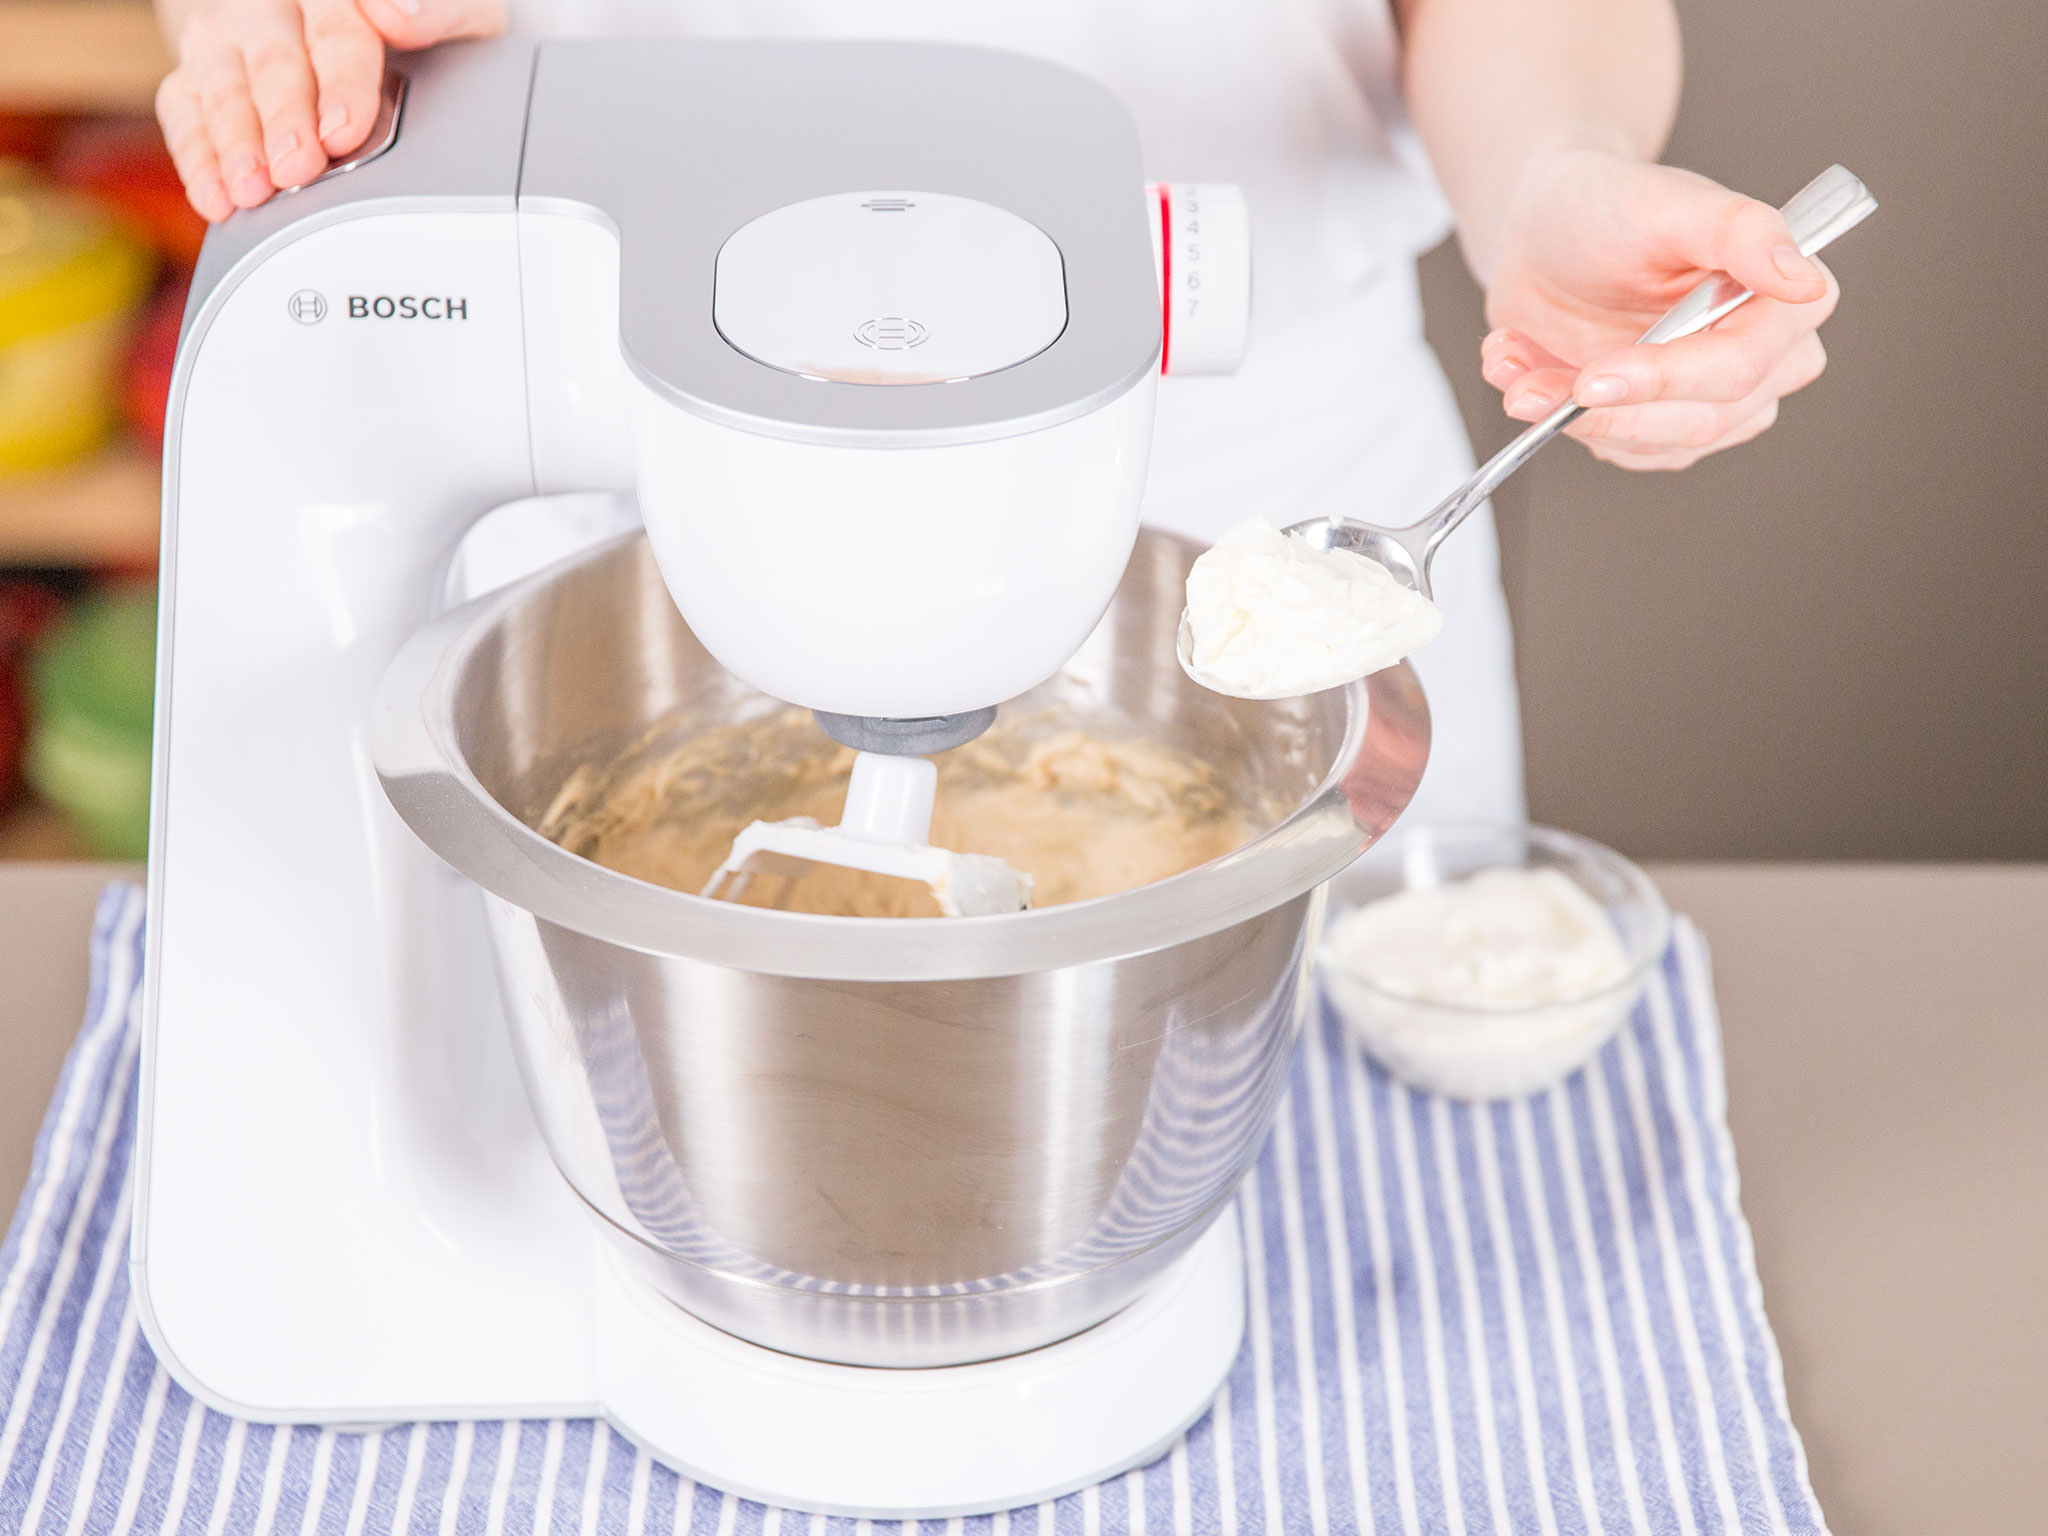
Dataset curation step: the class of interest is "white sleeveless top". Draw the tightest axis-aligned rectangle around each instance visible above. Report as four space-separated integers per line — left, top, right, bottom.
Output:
506 0 1527 825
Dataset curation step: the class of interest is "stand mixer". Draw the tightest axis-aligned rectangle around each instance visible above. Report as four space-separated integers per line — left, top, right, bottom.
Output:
136 38 1426 1514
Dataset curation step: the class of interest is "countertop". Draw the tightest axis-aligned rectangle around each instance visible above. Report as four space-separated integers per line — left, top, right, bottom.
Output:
2 861 2042 1533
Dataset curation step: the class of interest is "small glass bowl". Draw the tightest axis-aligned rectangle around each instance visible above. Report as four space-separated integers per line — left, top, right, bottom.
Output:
1320 823 1672 1100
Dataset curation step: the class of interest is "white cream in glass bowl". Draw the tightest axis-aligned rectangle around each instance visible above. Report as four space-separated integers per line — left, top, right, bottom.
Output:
1320 824 1671 1099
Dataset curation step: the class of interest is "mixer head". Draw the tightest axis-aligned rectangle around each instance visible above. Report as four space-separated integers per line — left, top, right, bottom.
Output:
582 55 1246 726
557 50 1247 913
619 166 1163 729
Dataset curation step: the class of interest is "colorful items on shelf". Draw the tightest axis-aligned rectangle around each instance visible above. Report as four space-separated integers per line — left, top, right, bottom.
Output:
0 161 157 474
0 578 65 804
0 116 188 848
0 115 62 166
45 121 202 459
52 119 209 268
25 583 156 858
123 275 183 456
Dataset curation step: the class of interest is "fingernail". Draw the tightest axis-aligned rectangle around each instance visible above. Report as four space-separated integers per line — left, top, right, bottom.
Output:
390 0 421 14
227 160 268 203
1576 374 1629 407
319 106 348 140
1484 355 1530 387
1508 390 1557 419
1771 244 1820 286
269 131 300 172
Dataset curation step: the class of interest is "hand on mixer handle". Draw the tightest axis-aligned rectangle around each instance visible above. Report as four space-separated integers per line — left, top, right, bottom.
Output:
1175 165 1877 696
1288 165 1877 601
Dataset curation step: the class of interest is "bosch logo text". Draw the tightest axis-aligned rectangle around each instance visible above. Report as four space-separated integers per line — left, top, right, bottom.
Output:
347 296 469 320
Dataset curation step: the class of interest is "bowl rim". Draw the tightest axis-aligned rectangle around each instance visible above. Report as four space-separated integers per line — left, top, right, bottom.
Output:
1318 820 1674 1018
373 528 1436 981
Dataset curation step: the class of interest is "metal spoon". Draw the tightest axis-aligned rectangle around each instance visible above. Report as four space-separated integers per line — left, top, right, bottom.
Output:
1177 164 1877 682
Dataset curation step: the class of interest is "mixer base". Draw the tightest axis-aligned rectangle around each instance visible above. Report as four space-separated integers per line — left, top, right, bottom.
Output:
593 1214 1246 1517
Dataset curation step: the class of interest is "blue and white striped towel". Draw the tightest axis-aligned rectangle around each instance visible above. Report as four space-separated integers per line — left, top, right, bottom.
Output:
1 884 1825 1535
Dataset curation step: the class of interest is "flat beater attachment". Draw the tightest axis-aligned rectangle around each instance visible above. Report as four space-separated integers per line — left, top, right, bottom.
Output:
702 751 1030 918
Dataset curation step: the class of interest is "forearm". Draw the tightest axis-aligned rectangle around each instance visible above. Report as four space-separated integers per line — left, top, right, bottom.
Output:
1396 0 1682 283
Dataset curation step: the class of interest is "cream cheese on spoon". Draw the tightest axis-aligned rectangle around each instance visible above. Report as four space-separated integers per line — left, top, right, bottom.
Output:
1182 519 1442 699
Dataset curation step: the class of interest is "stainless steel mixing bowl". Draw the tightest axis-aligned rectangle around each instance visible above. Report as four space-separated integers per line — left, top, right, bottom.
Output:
372 526 1428 1366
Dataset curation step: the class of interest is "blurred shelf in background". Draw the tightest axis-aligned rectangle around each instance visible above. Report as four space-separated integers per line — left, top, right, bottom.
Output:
0 3 177 862
0 448 159 567
0 1 172 114
0 796 94 859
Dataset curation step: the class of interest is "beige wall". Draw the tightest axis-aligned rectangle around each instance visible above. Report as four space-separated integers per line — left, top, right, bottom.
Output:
1416 0 2048 859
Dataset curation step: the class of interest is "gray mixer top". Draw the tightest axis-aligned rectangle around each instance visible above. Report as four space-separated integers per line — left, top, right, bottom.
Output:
185 38 1163 449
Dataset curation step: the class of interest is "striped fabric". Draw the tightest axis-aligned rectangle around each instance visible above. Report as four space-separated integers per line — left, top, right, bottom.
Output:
1 883 1825 1535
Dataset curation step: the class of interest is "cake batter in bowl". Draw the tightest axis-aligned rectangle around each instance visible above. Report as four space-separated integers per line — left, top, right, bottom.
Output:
540 708 1266 918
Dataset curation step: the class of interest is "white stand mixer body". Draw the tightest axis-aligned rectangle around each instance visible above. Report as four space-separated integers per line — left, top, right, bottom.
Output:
135 37 1256 1516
